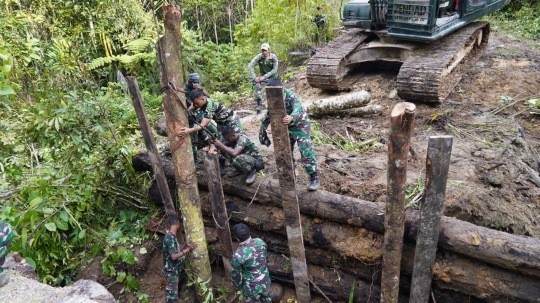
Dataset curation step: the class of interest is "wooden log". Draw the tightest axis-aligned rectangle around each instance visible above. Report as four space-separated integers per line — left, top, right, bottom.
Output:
383 102 416 302
410 136 453 303
305 91 371 117
157 4 211 293
203 150 233 279
204 196 540 302
132 154 540 278
126 76 177 216
266 85 311 302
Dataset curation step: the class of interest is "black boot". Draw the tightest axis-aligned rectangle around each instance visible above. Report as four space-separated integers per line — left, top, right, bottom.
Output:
219 159 226 175
308 173 319 191
255 99 264 111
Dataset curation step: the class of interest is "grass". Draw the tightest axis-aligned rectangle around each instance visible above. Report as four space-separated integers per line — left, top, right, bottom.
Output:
482 2 540 48
310 120 384 154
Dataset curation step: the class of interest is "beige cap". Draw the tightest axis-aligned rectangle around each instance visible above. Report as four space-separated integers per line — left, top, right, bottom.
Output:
261 43 270 50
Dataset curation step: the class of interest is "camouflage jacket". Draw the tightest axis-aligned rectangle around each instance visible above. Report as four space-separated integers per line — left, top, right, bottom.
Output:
0 222 13 259
225 133 262 159
260 88 310 131
231 238 271 296
197 98 236 126
248 53 279 79
162 232 185 275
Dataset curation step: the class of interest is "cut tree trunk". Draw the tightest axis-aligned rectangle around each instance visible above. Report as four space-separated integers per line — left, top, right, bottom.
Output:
305 90 371 117
329 104 383 117
157 5 211 295
132 153 540 278
382 102 416 303
410 136 453 303
264 85 310 302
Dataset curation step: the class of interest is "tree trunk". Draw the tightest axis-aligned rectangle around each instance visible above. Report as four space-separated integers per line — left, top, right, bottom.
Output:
203 150 233 279
410 136 453 303
382 102 416 302
305 91 371 117
329 104 383 117
125 76 176 217
266 85 311 302
157 5 211 297
132 154 540 278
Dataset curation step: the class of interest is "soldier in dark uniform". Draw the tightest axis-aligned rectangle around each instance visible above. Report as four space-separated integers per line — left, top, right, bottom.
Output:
213 127 264 184
162 215 197 303
259 79 320 191
0 222 13 288
231 223 272 303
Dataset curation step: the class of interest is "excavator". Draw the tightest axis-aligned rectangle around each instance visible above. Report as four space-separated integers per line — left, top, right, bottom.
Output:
306 0 510 102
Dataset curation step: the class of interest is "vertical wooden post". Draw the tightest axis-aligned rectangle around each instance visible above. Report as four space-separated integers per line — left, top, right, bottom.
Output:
203 149 234 279
125 76 176 216
409 136 453 303
382 102 416 302
266 85 311 302
157 4 212 293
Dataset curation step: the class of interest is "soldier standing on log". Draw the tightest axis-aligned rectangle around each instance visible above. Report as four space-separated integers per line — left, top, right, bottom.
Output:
213 127 265 185
259 79 320 191
231 223 272 303
162 215 197 303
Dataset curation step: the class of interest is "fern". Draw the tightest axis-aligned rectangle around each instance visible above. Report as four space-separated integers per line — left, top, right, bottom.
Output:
87 56 118 70
123 38 152 53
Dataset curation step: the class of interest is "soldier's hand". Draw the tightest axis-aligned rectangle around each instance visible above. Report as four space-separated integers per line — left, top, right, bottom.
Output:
188 243 198 251
178 128 191 138
282 115 293 125
192 83 201 89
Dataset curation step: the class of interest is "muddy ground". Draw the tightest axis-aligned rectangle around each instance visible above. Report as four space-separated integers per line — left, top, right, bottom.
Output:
81 30 540 302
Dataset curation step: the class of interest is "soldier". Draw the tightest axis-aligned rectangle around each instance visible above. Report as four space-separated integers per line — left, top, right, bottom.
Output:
213 127 265 184
248 43 279 111
231 223 272 303
162 214 197 303
183 73 215 168
178 89 244 175
259 79 320 191
0 222 13 288
312 6 328 44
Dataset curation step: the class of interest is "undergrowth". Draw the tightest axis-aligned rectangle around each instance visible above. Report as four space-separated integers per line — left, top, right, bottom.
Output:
311 121 383 154
483 1 540 47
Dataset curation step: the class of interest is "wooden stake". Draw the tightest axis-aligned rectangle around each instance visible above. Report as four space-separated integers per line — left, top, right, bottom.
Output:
125 76 176 216
157 4 212 295
382 102 416 302
266 85 311 302
410 136 453 303
203 149 234 279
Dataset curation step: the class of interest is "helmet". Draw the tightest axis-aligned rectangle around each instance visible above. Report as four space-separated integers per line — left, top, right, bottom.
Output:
188 73 200 84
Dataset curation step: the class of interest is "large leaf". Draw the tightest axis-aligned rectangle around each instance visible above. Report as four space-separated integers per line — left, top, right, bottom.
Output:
45 222 57 232
0 85 15 95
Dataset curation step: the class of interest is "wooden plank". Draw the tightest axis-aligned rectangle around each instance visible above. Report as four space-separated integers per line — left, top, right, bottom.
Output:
265 85 311 302
381 102 416 303
125 76 176 216
409 136 453 303
203 149 234 279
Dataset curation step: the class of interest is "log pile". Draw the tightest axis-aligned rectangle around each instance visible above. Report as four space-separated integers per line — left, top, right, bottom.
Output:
133 153 540 302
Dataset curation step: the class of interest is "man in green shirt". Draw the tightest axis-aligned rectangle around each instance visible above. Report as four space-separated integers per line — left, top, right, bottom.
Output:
312 6 328 44
162 214 197 303
213 127 264 184
248 43 279 111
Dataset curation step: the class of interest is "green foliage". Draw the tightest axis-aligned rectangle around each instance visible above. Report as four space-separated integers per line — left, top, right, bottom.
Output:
483 1 540 46
311 121 383 154
186 275 232 303
405 176 425 209
0 48 17 95
527 98 540 114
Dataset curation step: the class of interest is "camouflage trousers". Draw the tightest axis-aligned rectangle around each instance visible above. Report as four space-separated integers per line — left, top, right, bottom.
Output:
221 154 259 173
290 126 317 176
252 79 269 102
244 291 272 303
190 112 218 157
163 269 186 303
0 222 13 274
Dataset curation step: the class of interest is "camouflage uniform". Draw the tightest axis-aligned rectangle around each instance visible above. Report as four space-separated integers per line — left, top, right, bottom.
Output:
231 238 272 303
222 133 262 173
259 89 318 175
162 231 185 303
248 53 279 103
0 222 13 274
196 98 243 139
184 84 218 156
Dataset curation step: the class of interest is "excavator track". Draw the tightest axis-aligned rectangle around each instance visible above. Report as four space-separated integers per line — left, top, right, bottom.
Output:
306 29 371 90
397 22 490 102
